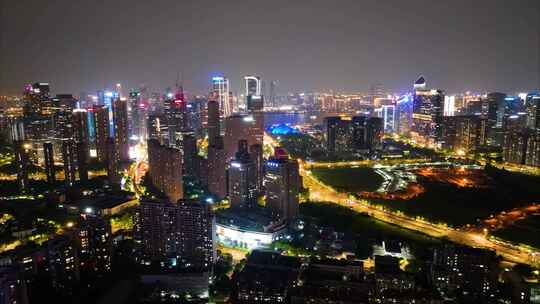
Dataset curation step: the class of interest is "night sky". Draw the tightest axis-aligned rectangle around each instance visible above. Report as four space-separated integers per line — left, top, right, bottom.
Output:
1 0 539 95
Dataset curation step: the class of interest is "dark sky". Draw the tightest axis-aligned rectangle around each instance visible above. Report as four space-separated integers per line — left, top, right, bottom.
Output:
1 0 539 96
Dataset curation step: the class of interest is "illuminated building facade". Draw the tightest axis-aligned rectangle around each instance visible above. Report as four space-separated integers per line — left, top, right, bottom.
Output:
264 150 300 222
147 139 183 203
134 198 215 270
228 140 257 208
411 76 444 146
91 105 110 162
112 97 129 162
61 139 77 187
78 213 112 273
212 76 231 117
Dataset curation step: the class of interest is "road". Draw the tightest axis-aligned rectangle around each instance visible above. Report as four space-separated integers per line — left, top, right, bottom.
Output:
300 164 540 266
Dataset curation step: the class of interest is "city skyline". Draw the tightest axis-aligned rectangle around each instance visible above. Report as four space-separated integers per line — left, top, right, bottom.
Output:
1 0 539 95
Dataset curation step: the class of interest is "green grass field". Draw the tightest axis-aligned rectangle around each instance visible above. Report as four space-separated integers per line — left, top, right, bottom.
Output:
311 167 384 193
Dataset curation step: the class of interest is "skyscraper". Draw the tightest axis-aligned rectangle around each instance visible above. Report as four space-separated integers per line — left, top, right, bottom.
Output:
91 105 110 162
72 109 90 159
411 76 444 146
224 114 258 161
47 234 80 293
43 142 55 184
113 97 129 162
212 76 231 117
147 139 183 203
207 137 227 198
245 75 264 147
207 99 221 146
106 137 120 185
265 149 300 222
228 140 257 208
61 140 76 187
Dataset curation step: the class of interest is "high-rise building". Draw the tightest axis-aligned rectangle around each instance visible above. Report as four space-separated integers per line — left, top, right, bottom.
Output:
113 97 129 162
76 141 88 183
61 140 77 187
224 114 259 161
441 116 486 152
43 142 55 184
0 265 29 304
212 76 231 117
181 133 198 176
134 198 215 270
91 105 110 162
324 116 382 154
78 213 112 273
47 234 80 293
411 76 444 146
249 143 264 192
207 137 227 198
147 139 183 203
265 149 300 222
207 99 220 146
14 142 29 193
72 109 90 159
245 76 264 147
106 137 120 185
228 140 257 208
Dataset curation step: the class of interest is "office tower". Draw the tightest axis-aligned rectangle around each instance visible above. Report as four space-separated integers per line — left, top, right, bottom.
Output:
249 143 264 192
324 116 350 154
444 95 456 116
503 118 529 165
366 117 383 151
0 265 29 304
207 99 220 146
165 87 189 148
396 95 413 135
134 198 215 269
147 139 183 203
245 76 264 147
265 149 300 222
72 109 90 159
441 116 486 152
76 141 88 183
23 82 50 116
411 76 444 146
212 76 231 117
61 140 77 187
207 137 227 198
380 104 396 133
181 133 198 176
91 105 110 162
47 234 80 292
224 114 259 161
14 142 30 193
525 134 540 167
106 137 120 185
228 140 257 208
52 95 76 140
43 142 55 184
147 114 164 143
128 90 142 139
78 213 112 273
113 97 130 162
22 83 52 141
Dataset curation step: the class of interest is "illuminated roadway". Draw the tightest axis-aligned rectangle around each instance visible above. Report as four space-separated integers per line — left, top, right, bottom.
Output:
263 133 540 267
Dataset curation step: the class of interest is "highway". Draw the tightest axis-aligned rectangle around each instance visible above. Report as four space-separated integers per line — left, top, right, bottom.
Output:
301 165 540 267
263 133 540 267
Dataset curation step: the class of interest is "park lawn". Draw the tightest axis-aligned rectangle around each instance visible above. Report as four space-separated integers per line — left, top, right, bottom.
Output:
311 167 384 193
492 214 540 250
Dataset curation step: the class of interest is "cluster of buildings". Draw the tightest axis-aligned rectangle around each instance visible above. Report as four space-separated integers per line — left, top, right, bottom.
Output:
0 213 112 303
5 82 130 192
232 246 540 304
